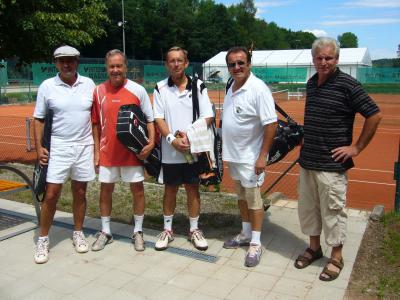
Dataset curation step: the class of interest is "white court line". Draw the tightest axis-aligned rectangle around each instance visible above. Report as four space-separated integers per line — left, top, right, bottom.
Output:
0 134 27 139
266 171 395 186
348 179 395 186
226 161 394 177
352 167 393 173
0 141 28 146
0 125 25 130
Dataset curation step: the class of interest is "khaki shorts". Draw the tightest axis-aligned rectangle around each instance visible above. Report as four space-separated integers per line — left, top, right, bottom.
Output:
298 167 348 247
234 180 263 210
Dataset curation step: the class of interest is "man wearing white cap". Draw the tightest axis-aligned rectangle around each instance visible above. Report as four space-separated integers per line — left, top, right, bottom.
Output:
33 45 96 264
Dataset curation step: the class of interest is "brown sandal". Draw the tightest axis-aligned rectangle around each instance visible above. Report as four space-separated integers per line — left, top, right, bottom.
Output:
319 258 344 281
294 247 323 269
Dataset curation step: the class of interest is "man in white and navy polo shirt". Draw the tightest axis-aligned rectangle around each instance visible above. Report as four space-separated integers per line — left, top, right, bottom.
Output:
153 46 213 251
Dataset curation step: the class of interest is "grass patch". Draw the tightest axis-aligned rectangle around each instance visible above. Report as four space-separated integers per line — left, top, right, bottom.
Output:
1 164 241 238
347 211 400 299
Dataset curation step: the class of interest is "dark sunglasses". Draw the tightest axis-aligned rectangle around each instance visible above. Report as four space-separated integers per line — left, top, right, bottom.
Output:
227 61 246 68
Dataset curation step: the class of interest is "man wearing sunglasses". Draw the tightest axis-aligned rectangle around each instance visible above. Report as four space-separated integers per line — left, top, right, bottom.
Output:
222 46 277 267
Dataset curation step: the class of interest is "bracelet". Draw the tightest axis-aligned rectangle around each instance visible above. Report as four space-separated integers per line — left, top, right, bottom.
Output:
166 133 176 145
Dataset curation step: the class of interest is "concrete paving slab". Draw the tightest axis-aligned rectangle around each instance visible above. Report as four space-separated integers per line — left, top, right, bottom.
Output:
0 197 369 300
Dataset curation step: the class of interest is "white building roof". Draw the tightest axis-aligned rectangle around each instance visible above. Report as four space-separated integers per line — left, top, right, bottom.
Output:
203 48 372 67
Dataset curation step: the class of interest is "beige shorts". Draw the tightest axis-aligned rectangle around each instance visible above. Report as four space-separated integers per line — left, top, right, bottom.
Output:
298 167 348 247
234 180 263 210
99 166 144 183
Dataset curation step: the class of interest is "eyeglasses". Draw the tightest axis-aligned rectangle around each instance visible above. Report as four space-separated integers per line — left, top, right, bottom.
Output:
227 61 246 68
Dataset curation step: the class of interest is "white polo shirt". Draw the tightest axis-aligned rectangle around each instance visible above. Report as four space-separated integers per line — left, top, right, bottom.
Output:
34 73 95 146
153 76 213 163
222 72 277 164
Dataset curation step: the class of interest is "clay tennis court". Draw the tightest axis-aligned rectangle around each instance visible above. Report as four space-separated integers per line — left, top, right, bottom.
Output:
0 92 399 211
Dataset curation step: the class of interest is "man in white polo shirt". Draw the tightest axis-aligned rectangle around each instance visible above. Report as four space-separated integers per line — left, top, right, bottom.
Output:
153 46 213 251
222 46 277 267
33 45 96 264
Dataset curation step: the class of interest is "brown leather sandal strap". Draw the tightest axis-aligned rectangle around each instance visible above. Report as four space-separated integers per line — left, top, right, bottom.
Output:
305 247 321 259
329 258 344 270
321 266 339 279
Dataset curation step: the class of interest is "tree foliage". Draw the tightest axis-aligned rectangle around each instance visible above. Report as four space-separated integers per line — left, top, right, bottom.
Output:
0 0 319 63
338 32 358 48
82 0 317 61
0 0 108 62
372 58 400 67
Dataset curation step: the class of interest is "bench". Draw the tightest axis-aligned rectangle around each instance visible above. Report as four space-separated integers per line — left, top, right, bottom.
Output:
0 164 40 221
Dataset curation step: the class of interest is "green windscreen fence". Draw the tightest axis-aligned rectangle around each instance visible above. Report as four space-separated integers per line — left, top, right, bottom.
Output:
357 67 400 84
32 62 195 90
252 67 308 83
0 61 7 85
144 65 193 84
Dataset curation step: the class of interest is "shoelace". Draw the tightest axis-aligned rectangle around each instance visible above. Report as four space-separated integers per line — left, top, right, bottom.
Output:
247 246 261 257
74 232 87 246
158 230 171 240
36 241 48 256
192 230 204 240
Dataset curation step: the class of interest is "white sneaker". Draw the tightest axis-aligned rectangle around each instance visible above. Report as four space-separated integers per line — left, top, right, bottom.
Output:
189 229 208 251
155 230 174 251
72 231 89 253
34 238 49 264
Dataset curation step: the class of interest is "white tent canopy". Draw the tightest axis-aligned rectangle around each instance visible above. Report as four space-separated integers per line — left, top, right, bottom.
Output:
203 48 371 83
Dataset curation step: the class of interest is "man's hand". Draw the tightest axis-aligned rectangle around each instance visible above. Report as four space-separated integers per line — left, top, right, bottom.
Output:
255 156 266 175
137 143 154 160
172 137 190 153
331 145 360 163
173 131 190 153
38 147 49 166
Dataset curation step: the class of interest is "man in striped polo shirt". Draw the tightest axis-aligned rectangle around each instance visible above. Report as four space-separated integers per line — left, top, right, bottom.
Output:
294 37 382 281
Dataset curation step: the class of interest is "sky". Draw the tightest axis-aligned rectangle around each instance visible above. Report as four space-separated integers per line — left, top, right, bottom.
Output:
216 0 400 60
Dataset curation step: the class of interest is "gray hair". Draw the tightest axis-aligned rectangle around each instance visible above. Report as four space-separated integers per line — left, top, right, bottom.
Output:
311 37 340 58
105 49 127 65
165 46 188 61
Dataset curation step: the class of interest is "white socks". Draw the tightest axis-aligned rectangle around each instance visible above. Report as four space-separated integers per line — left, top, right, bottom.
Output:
242 221 252 238
163 215 174 231
38 235 49 242
101 216 111 234
250 231 261 245
189 216 199 232
133 215 144 233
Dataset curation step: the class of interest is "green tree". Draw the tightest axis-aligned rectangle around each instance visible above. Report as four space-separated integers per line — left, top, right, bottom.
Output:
0 0 108 62
338 32 358 48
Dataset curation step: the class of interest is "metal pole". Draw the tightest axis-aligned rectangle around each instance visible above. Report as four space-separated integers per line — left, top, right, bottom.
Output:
122 0 126 54
25 117 32 151
262 158 299 211
395 137 400 212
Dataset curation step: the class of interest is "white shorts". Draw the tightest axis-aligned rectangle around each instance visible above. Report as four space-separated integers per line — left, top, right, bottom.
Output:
228 162 265 188
99 166 144 183
47 144 95 184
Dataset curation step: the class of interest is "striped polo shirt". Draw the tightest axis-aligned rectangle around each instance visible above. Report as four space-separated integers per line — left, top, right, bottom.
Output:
299 68 380 172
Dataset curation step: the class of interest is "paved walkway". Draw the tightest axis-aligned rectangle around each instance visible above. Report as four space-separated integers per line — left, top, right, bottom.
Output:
0 198 369 300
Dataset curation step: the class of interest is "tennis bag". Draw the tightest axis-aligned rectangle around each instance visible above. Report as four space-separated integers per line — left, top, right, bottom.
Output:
116 104 161 178
225 78 303 165
192 76 223 186
32 108 54 202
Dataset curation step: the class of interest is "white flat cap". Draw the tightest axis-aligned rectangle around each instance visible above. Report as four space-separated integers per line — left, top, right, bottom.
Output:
53 45 80 58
